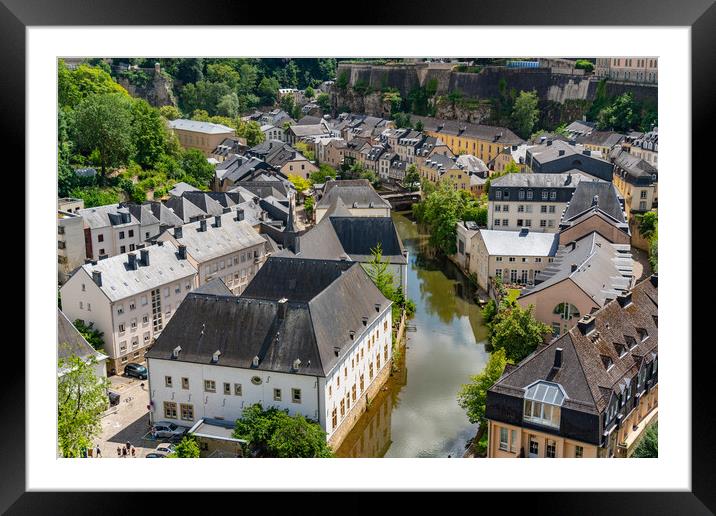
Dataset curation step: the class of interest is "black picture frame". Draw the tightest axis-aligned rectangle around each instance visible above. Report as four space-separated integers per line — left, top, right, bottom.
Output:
4 0 710 512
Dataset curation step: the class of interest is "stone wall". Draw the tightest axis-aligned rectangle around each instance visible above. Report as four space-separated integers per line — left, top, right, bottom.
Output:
116 69 176 108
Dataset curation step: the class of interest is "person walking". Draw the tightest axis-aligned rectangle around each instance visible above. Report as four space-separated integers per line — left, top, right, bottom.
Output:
131 446 136 458
117 446 121 458
121 447 127 458
95 445 101 458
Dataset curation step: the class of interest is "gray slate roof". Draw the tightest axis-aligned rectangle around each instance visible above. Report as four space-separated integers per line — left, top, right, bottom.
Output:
562 182 626 224
75 242 197 302
77 204 137 229
490 171 601 189
145 257 390 377
144 201 185 229
317 179 391 210
168 182 200 197
168 119 235 134
193 278 233 296
57 308 107 366
480 229 559 257
519 232 633 307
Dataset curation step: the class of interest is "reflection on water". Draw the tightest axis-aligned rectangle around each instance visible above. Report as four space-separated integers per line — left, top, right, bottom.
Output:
335 212 489 458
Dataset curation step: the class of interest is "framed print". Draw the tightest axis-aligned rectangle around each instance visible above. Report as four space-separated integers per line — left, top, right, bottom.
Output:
4 0 712 512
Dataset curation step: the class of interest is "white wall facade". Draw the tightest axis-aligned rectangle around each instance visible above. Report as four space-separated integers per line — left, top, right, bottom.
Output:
193 244 265 295
487 200 568 232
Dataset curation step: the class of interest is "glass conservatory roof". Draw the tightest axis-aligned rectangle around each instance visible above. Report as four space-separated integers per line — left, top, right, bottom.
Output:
524 381 566 406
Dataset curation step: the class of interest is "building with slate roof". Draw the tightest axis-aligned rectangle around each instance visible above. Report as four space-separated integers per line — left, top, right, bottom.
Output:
57 308 108 379
145 257 393 448
59 241 198 375
76 204 161 260
525 139 613 181
167 119 236 157
409 115 523 164
487 172 603 232
576 130 626 159
609 147 658 219
558 181 630 245
315 179 392 223
209 137 249 162
213 154 277 191
517 231 634 336
157 212 267 296
486 274 658 458
247 139 318 179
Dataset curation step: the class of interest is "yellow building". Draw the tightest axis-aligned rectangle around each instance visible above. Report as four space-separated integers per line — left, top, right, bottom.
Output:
410 115 523 164
486 275 658 458
167 119 236 157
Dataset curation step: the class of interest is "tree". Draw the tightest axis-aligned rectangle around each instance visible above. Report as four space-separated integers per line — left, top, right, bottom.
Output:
310 164 337 184
575 59 595 73
638 211 657 240
414 120 424 132
168 435 201 458
596 92 637 132
58 61 130 109
232 403 332 458
206 62 241 89
175 58 204 84
58 108 78 197
489 303 551 362
359 170 381 189
216 92 240 118
403 164 421 192
180 149 214 187
69 186 121 208
304 86 315 99
72 320 105 351
511 90 540 139
235 120 265 147
422 180 463 254
457 348 509 426
57 354 110 457
383 90 403 115
288 174 311 194
304 196 315 218
159 105 182 120
364 243 396 301
632 423 658 458
649 227 658 273
316 93 331 113
258 76 280 105
131 99 168 170
73 93 135 182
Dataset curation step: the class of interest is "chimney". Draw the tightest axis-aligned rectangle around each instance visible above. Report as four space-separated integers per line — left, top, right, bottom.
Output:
617 291 633 308
214 215 222 228
546 140 553 146
375 303 381 313
127 253 137 270
349 330 355 340
362 316 369 326
172 346 182 359
519 227 529 236
178 244 187 260
157 240 164 246
650 274 658 287
277 297 288 320
92 270 102 287
592 195 599 207
292 358 302 372
558 149 565 156
553 347 563 369
199 219 207 232
222 207 231 214
565 173 572 185
140 249 149 266
571 264 578 273
174 226 183 239
292 235 301 254
236 209 245 222
577 315 596 335
212 350 221 363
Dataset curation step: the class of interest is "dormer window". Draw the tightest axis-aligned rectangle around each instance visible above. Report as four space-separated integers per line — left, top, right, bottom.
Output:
523 381 565 429
601 355 614 371
625 335 638 350
614 343 627 358
636 327 648 342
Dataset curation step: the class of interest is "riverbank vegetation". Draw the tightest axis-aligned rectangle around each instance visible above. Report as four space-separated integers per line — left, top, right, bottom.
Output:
632 423 658 458
412 180 487 255
638 211 658 273
232 403 333 458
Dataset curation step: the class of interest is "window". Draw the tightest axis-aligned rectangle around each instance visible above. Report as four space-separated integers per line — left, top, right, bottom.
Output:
525 205 533 213
369 363 374 380
98 234 104 243
499 428 509 451
331 408 337 428
535 257 542 263
118 323 125 333
119 341 127 353
495 268 502 278
546 440 556 458
540 220 547 227
548 205 555 213
502 219 508 226
164 401 177 419
292 388 302 403
120 245 126 253
121 356 128 364
494 219 501 227
542 191 548 200
575 446 584 458
273 388 282 401
518 205 524 213
117 305 124 315
518 190 525 200
130 319 137 330
352 384 357 402
517 219 523 226
164 287 169 298
142 315 149 325
360 374 365 393
495 205 501 212
204 380 216 393
119 231 125 240
508 257 516 262
523 381 564 429
87 303 91 312
502 205 509 212
131 337 139 348
496 190 502 200
526 190 533 200
165 376 172 388
141 295 148 306
549 191 557 200
223 382 231 395
180 404 194 421
548 220 555 228
553 302 580 320
174 284 181 294
340 399 345 417
143 331 150 343
640 190 648 199
540 205 547 213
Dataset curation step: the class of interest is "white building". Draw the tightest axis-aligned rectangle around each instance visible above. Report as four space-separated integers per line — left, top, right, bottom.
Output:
260 124 287 143
157 212 267 295
59 242 198 375
58 210 86 284
145 257 393 448
57 308 108 380
76 204 161 260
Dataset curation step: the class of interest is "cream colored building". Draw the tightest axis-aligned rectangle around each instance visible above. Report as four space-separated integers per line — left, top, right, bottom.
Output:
595 57 658 84
168 119 236 157
58 210 86 285
59 242 198 375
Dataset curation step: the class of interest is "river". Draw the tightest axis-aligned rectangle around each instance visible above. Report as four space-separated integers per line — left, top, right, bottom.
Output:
335 211 490 458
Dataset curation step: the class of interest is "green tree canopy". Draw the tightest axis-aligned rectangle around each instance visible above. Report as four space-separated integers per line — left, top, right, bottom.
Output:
403 164 421 192
304 86 315 99
232 404 332 458
57 355 110 457
288 174 312 193
489 303 551 362
316 93 331 113
638 211 657 240
310 164 337 184
168 435 201 458
235 120 265 147
131 99 169 170
159 105 182 120
73 320 105 351
596 92 637 132
632 423 658 458
458 348 509 425
512 90 540 139
73 93 135 181
58 61 130 109
180 149 214 187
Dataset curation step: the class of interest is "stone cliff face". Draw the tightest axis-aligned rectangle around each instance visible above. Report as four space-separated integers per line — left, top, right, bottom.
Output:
332 63 657 126
116 70 176 108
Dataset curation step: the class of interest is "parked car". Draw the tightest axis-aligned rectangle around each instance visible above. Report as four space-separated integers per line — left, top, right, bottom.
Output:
108 391 120 407
123 363 147 380
145 452 166 458
155 443 175 455
151 421 187 440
